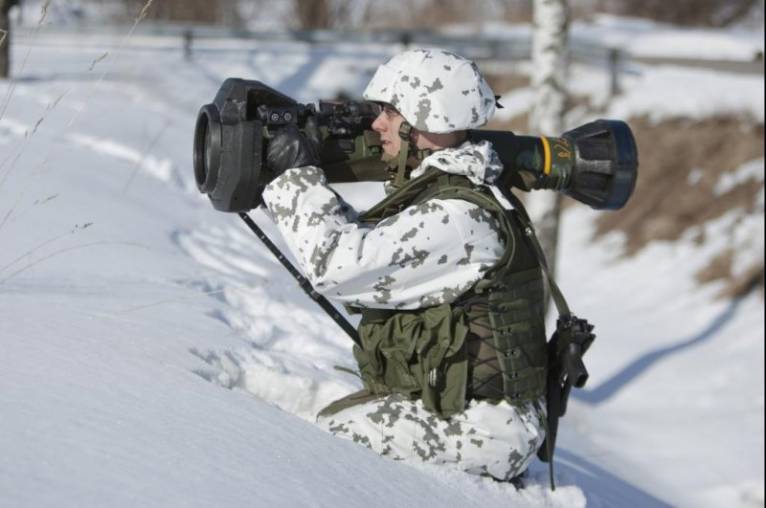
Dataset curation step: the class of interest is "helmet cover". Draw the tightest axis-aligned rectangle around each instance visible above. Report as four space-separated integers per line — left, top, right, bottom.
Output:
363 48 496 133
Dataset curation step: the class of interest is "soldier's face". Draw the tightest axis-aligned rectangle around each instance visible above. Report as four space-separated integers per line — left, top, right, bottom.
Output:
371 104 405 157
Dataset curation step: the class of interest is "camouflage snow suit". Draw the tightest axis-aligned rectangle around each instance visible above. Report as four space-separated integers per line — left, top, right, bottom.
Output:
261 140 546 481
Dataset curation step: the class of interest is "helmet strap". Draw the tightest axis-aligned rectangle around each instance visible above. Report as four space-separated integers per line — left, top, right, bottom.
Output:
385 122 436 190
393 121 413 189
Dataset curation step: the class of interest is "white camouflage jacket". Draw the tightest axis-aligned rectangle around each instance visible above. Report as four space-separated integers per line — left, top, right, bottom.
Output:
262 140 507 310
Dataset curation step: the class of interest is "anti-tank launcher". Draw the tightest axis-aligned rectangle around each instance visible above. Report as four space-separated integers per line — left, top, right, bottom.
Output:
194 78 638 213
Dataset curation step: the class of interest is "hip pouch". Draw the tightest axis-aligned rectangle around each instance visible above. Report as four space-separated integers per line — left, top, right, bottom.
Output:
354 303 469 418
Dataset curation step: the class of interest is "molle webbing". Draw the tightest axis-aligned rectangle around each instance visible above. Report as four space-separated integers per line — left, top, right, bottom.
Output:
414 176 547 403
485 270 547 402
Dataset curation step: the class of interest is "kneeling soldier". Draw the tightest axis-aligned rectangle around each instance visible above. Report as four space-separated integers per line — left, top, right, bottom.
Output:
262 48 548 481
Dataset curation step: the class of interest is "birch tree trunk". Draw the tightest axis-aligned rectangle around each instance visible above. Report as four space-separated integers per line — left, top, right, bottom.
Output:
296 0 332 29
0 0 12 79
529 0 569 314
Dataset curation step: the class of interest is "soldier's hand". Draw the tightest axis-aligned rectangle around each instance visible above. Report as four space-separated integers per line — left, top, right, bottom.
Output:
266 119 321 179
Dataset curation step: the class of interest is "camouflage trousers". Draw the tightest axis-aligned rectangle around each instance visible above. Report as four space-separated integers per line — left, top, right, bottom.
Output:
317 394 546 481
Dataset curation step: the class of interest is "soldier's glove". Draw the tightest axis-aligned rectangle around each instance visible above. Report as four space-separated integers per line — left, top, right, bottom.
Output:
265 119 321 180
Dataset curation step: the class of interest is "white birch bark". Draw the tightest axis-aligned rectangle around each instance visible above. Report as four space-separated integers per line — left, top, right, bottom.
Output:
528 0 569 311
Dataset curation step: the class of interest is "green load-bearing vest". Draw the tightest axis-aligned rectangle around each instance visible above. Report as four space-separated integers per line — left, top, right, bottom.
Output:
349 168 548 418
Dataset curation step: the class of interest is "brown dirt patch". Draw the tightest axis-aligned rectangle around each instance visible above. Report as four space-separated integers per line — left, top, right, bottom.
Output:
597 115 764 296
594 116 764 252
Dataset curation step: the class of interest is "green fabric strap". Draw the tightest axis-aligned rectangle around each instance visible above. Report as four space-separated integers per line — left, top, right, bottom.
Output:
359 167 442 222
499 190 571 318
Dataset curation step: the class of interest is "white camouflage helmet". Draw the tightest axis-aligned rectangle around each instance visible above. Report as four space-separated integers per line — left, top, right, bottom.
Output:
363 48 496 134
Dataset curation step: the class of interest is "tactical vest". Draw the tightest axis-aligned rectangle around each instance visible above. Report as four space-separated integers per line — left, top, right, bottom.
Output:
346 168 548 418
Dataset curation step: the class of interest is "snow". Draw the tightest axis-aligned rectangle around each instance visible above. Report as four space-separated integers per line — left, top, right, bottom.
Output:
458 14 766 127
715 158 765 195
448 14 765 62
571 14 765 61
1 14 764 508
495 87 535 122
557 205 764 508
494 60 765 126
605 66 765 123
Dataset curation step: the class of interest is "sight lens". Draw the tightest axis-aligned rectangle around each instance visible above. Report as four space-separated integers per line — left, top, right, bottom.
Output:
194 105 221 193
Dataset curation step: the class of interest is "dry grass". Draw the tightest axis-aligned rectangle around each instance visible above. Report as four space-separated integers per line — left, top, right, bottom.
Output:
596 115 764 297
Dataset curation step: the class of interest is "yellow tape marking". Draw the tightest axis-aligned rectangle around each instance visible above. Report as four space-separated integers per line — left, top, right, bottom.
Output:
541 136 552 175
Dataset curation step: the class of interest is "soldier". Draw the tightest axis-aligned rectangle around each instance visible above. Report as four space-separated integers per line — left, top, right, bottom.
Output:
261 48 548 481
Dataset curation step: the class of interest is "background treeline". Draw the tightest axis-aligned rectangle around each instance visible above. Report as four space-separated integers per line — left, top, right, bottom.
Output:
114 0 764 29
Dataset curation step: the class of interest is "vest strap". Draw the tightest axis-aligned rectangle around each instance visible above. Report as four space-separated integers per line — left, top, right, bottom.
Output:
359 167 442 222
497 190 572 318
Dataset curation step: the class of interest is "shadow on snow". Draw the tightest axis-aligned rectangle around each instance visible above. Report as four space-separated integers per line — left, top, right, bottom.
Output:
552 448 673 507
573 295 744 405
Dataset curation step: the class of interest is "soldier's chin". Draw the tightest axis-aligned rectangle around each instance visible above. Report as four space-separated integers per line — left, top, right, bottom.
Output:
380 145 398 161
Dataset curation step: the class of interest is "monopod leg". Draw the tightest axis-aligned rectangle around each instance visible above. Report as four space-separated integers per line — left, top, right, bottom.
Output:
238 212 361 347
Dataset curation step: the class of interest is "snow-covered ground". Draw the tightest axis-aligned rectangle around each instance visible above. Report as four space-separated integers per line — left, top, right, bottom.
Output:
1 14 763 508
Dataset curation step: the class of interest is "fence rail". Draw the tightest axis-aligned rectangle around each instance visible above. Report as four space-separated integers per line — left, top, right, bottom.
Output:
12 23 764 98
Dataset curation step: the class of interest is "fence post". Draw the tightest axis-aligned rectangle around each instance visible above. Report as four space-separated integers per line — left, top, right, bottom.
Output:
183 28 193 61
400 30 411 49
608 47 621 99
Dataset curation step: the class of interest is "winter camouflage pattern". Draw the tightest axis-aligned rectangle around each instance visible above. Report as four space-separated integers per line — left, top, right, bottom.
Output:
413 140 504 185
363 48 496 133
317 394 546 481
261 142 506 310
